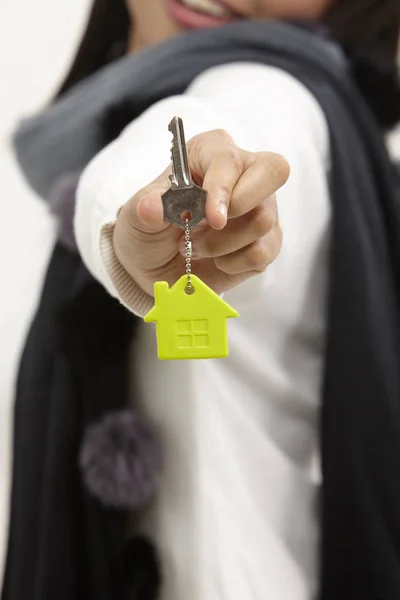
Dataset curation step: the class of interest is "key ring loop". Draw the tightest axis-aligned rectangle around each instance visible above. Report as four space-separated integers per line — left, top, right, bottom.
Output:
184 218 194 295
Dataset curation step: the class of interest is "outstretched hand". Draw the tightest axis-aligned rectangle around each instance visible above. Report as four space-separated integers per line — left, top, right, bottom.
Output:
113 128 290 297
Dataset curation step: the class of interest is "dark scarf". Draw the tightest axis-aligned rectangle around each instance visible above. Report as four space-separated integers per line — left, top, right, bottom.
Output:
4 20 400 600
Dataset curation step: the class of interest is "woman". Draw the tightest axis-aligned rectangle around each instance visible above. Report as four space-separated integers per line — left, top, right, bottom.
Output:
3 1 400 599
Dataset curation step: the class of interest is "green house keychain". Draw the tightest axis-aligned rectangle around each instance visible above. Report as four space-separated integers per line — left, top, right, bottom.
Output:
144 117 239 360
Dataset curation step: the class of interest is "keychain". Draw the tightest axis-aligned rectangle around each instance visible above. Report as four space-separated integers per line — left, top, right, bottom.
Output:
144 117 238 360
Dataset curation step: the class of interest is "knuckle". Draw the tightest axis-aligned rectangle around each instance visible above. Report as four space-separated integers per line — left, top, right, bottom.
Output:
222 149 243 175
213 255 229 273
188 128 231 149
246 241 269 271
187 135 201 156
252 204 275 236
187 134 207 160
261 152 291 188
224 271 244 286
197 237 212 257
271 153 291 186
188 130 243 173
214 258 240 280
123 195 139 225
213 128 233 142
216 181 233 204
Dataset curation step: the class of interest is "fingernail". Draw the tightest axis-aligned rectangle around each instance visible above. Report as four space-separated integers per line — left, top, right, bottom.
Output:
217 203 227 220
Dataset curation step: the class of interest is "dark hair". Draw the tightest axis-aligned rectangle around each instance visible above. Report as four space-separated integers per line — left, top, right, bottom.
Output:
56 0 130 97
57 0 400 128
324 0 400 129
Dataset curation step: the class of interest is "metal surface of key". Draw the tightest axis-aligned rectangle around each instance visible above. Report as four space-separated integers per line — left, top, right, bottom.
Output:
162 116 207 230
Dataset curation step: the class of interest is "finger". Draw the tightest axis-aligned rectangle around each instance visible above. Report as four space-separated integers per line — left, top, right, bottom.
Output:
181 196 277 259
229 152 290 218
213 225 283 275
201 150 244 230
188 131 289 227
188 130 244 230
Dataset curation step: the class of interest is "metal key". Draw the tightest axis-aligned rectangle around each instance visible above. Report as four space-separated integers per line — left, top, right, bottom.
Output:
162 116 207 230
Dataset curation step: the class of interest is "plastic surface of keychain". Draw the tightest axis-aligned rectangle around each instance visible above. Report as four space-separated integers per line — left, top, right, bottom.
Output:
144 220 239 360
143 117 239 361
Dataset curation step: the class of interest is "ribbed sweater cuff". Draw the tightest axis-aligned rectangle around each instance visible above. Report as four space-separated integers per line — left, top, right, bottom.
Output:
100 221 154 318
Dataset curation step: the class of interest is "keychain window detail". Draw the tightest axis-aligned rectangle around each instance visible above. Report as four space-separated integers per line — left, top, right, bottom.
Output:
176 320 209 349
144 116 239 361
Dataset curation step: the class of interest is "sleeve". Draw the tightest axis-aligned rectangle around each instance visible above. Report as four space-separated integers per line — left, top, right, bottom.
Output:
74 62 331 317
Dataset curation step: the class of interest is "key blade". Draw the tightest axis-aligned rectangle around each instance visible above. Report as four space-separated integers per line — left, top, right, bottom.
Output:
169 116 192 188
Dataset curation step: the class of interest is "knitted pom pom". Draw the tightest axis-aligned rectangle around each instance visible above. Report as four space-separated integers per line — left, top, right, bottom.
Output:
80 410 162 509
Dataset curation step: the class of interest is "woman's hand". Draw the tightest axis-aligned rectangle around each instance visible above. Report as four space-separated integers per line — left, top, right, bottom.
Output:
113 129 290 297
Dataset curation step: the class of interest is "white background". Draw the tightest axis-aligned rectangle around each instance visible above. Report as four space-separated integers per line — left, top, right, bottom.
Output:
0 0 90 584
0 0 399 589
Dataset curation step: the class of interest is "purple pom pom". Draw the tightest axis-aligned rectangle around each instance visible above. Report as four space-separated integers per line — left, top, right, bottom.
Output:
80 410 162 509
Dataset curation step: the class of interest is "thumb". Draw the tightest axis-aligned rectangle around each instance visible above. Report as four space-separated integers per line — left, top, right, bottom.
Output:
136 188 169 232
125 164 173 233
124 186 170 234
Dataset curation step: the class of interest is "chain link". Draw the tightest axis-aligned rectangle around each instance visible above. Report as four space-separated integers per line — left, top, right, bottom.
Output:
184 218 194 294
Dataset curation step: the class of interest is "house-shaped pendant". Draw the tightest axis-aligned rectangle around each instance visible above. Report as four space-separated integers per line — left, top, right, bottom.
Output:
144 274 239 360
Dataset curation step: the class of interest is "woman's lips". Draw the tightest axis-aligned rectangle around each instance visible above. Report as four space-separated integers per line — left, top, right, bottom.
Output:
165 0 237 29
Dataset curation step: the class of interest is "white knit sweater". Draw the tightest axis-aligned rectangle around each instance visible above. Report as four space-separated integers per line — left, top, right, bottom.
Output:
75 62 331 600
